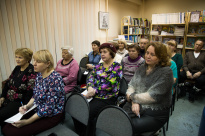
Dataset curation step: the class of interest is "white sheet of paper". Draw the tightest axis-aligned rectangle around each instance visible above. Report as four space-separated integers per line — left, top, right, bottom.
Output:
84 71 89 75
81 90 93 102
4 104 37 123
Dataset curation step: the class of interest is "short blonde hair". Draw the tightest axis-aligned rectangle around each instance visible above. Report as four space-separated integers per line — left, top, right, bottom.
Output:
61 46 74 56
118 40 127 49
15 48 33 63
33 50 54 71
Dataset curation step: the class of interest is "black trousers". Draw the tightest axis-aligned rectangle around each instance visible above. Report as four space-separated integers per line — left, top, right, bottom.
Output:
123 102 169 135
73 97 117 136
0 101 21 126
179 71 205 90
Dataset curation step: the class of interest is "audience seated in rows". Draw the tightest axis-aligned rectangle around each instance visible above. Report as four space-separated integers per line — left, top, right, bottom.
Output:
121 44 145 83
123 42 173 135
74 43 123 136
55 46 79 94
86 40 101 71
0 48 36 129
179 39 205 102
2 50 65 136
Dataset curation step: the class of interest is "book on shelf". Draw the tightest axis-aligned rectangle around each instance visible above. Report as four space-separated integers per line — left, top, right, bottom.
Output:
202 10 205 22
188 25 197 33
163 38 170 44
176 36 184 46
186 38 195 48
198 25 205 34
169 25 175 34
190 11 201 22
162 26 169 32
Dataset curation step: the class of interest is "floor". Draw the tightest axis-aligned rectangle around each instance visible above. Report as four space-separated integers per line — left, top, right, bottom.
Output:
1 93 204 136
158 92 205 136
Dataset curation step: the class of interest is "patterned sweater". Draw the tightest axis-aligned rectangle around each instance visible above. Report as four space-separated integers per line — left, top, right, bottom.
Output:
121 56 144 83
87 62 123 99
1 64 36 105
33 71 65 117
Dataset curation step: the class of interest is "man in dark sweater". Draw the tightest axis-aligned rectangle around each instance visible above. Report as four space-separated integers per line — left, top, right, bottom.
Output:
179 39 205 101
139 38 149 58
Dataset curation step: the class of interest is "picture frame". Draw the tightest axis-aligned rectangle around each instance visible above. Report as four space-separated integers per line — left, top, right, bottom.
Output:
98 11 109 29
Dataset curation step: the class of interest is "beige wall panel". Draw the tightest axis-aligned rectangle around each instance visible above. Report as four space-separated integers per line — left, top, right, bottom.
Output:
5 0 17 53
16 0 26 47
0 7 11 77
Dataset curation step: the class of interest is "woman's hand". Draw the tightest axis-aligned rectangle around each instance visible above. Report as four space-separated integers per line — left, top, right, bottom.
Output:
86 64 94 69
12 119 29 128
131 102 140 117
85 87 96 99
126 93 131 102
19 105 28 114
0 97 5 107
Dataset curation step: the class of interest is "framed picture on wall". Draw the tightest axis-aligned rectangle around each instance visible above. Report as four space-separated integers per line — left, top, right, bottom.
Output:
98 11 109 29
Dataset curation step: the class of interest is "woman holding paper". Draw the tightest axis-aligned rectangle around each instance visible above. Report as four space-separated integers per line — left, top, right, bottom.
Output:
2 50 65 136
123 42 173 135
0 48 36 127
55 46 79 94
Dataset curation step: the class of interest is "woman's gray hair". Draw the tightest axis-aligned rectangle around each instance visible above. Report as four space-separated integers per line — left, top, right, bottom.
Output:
61 46 74 56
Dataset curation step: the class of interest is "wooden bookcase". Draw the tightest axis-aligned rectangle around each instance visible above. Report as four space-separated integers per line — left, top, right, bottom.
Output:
121 16 150 43
150 12 205 57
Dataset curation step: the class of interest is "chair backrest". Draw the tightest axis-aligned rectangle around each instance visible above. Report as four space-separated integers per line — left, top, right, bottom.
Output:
199 106 205 136
65 92 89 125
80 57 88 68
77 67 83 85
119 77 128 96
96 105 133 136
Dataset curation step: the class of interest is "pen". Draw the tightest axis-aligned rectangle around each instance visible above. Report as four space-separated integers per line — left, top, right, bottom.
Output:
138 113 140 118
21 102 23 107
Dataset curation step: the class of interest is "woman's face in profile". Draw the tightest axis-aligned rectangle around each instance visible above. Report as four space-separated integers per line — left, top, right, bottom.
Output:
145 45 159 66
92 44 99 52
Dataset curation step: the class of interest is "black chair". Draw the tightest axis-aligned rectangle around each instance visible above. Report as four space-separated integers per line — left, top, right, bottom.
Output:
79 57 88 69
37 92 90 136
95 105 133 136
116 77 128 107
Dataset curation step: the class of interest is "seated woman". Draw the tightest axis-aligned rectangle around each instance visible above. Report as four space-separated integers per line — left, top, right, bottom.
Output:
123 42 173 135
121 44 145 83
0 48 36 127
167 46 178 94
99 42 122 63
86 40 101 70
117 40 128 58
2 50 65 136
167 40 183 77
74 43 123 136
55 46 79 94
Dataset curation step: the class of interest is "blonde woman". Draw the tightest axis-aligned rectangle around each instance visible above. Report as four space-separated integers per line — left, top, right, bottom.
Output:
117 40 128 58
0 48 36 127
3 50 65 136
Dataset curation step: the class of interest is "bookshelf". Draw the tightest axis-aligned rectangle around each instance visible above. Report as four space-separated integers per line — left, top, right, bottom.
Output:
150 12 205 57
185 12 205 54
121 16 150 43
150 22 186 55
